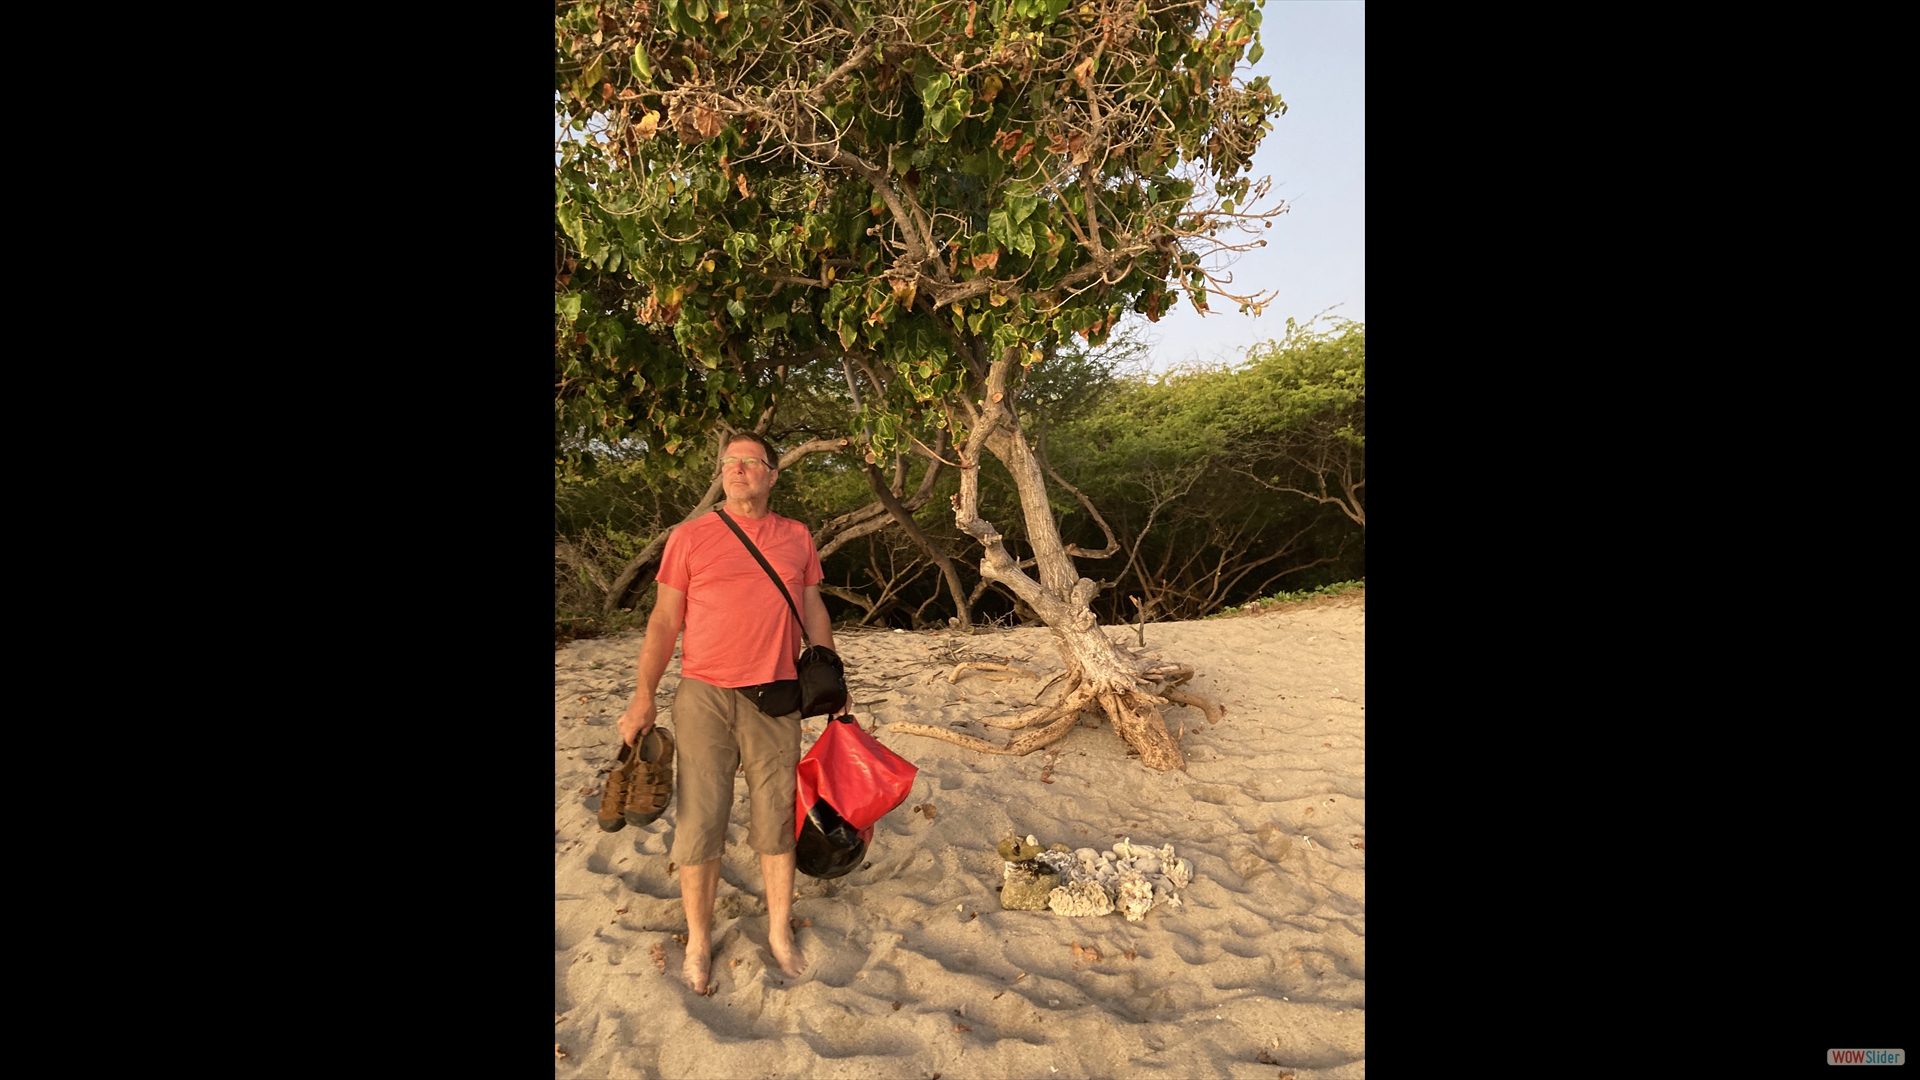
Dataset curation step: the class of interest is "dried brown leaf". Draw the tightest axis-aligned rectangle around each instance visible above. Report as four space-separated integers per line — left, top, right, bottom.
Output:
635 110 660 139
892 1000 902 1011
694 106 722 140
992 991 1005 999
555 1043 569 1059
734 172 750 199
672 933 689 946
1354 842 1365 850
969 251 999 272
953 1022 971 1032
1256 1050 1281 1065
650 942 667 971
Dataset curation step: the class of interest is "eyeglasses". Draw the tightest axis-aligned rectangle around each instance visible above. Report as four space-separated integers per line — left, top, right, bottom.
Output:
719 456 770 471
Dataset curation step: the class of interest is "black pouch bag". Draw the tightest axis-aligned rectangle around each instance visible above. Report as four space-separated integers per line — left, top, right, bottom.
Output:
796 644 847 717
742 679 801 718
716 509 850 719
795 794 871 879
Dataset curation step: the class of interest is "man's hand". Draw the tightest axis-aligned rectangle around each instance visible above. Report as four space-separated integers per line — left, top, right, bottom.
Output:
619 696 657 746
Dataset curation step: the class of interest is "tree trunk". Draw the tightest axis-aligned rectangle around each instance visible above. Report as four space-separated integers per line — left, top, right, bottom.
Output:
935 353 1191 771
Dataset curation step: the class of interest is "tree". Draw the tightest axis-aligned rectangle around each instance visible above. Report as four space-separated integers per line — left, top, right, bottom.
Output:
1045 322 1364 622
1210 317 1365 529
555 0 1288 770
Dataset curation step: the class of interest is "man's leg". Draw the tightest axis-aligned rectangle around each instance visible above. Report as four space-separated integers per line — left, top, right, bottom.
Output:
735 700 806 981
761 850 806 978
679 858 721 992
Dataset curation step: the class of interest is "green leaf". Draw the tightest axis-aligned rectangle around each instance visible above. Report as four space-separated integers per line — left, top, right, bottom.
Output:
762 312 788 331
1248 42 1264 65
1011 219 1037 258
926 103 961 140
555 294 582 321
631 48 653 84
727 299 747 319
987 209 1012 248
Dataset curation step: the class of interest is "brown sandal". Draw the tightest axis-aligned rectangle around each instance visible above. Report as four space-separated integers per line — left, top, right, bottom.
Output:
623 727 675 827
595 739 635 833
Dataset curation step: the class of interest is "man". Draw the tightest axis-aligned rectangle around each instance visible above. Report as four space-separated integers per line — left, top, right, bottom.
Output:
618 431 843 994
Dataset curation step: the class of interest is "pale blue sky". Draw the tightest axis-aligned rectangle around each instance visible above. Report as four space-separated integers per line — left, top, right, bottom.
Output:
1139 0 1365 370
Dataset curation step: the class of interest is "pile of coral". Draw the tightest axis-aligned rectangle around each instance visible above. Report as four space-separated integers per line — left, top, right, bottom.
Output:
997 835 1195 921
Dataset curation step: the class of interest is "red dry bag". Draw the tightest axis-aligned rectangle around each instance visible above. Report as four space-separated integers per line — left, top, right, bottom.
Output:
795 714 918 838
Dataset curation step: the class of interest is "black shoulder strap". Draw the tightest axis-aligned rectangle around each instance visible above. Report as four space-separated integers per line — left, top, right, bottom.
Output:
715 508 811 646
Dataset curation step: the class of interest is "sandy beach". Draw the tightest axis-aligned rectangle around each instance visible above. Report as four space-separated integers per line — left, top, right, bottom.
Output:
554 591 1365 1078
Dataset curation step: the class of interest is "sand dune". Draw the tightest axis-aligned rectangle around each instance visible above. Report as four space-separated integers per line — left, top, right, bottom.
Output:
555 592 1365 1078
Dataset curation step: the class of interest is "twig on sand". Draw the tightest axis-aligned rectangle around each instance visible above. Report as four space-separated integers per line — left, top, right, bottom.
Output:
948 661 1041 683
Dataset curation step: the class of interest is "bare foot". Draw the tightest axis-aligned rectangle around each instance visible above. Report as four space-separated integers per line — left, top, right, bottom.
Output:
683 938 713 994
768 926 807 979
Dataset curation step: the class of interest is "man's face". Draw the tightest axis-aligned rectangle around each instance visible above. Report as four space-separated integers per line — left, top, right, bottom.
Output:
721 439 777 501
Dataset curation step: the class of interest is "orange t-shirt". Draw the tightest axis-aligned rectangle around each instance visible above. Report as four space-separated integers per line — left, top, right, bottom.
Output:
656 510 824 688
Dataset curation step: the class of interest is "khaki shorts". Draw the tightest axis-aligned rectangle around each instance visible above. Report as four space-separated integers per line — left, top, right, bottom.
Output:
667 677 801 866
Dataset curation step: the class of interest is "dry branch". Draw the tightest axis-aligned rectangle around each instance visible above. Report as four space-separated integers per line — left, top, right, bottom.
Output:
947 662 1041 683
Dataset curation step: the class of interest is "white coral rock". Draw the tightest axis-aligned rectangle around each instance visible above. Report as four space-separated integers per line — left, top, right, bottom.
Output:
1167 857 1193 891
1047 879 1115 917
1116 871 1155 922
1035 850 1077 878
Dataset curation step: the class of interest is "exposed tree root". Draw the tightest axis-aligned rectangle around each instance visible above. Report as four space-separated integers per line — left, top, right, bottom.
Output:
976 704 1060 730
1099 689 1186 771
1163 689 1223 725
886 685 1099 755
891 654 1202 770
948 661 1041 683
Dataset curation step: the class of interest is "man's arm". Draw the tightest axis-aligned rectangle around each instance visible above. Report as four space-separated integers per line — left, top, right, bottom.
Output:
618 584 687 745
801 584 849 716
801 584 835 653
